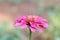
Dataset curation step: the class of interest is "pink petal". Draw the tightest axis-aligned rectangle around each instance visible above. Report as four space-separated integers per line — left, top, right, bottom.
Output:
30 27 36 32
16 16 27 21
36 17 47 23
21 16 27 20
30 22 37 29
43 23 48 28
38 29 43 33
15 23 20 26
19 20 26 25
21 25 27 29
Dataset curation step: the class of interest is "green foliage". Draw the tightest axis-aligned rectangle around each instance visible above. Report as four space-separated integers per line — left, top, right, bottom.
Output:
0 21 27 40
47 6 60 39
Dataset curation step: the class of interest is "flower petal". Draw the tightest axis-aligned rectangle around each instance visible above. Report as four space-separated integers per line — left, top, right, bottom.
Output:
43 23 48 28
21 25 27 29
30 27 36 32
38 29 43 33
30 22 37 29
15 23 20 27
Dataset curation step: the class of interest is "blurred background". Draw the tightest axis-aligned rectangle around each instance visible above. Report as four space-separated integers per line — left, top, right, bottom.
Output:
0 0 60 40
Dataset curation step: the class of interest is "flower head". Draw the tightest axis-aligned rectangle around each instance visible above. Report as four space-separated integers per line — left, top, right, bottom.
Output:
14 15 48 32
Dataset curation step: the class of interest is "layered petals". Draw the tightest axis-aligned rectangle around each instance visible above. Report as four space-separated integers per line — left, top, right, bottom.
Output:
14 15 48 32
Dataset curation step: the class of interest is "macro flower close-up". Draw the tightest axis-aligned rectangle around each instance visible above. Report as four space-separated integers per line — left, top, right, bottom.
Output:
0 0 60 40
15 15 48 32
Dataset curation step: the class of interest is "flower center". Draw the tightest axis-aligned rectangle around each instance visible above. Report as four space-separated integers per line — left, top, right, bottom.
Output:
26 22 31 26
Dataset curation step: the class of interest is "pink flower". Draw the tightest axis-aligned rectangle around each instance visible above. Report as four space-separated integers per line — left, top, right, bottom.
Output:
14 15 48 32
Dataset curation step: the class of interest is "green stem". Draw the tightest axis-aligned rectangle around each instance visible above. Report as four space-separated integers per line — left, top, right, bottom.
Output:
29 28 32 40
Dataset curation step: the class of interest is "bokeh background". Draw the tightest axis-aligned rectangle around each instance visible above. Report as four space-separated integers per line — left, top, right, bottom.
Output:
0 0 60 40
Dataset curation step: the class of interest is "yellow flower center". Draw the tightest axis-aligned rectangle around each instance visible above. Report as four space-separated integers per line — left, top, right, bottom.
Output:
28 16 37 22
